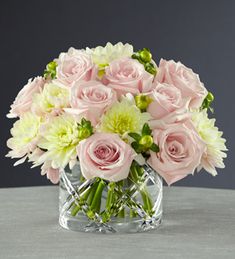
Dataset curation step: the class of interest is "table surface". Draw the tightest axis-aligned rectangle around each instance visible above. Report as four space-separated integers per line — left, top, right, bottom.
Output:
0 186 234 259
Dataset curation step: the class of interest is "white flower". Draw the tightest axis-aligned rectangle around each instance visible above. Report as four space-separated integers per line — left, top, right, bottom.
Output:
6 112 41 165
32 82 69 115
86 42 133 67
99 98 150 137
191 110 227 176
36 115 80 169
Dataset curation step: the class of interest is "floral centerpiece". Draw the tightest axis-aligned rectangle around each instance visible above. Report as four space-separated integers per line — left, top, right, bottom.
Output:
7 42 227 233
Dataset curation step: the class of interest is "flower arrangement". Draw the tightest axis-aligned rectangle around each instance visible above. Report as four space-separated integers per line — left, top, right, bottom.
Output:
6 42 227 232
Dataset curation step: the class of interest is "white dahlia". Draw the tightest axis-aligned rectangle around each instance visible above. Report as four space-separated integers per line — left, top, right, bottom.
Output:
32 82 69 115
86 42 133 67
191 110 227 176
36 115 80 169
6 112 41 165
99 98 150 137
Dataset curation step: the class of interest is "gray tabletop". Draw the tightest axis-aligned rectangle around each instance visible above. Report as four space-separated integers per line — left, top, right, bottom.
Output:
0 186 234 259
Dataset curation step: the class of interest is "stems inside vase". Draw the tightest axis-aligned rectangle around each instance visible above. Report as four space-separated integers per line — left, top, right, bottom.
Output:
69 161 154 221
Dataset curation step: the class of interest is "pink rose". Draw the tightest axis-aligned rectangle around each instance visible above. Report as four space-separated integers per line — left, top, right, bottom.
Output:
147 82 189 120
103 57 154 97
56 47 96 86
77 133 136 182
148 121 205 185
155 59 207 109
149 108 191 130
64 81 117 125
7 77 45 118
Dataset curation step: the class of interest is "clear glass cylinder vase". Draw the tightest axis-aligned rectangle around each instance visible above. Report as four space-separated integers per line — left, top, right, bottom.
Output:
59 162 163 233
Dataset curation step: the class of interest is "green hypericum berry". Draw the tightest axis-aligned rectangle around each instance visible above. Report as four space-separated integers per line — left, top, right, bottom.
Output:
207 92 214 102
139 135 154 148
44 61 57 79
78 127 92 140
131 48 156 75
47 61 57 71
139 48 152 63
135 94 153 111
201 91 214 110
78 118 93 140
129 123 159 154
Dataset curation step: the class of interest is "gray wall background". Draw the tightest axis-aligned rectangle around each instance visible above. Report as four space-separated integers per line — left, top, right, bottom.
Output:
0 0 234 189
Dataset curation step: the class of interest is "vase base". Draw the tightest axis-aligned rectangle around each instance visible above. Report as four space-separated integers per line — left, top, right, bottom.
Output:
59 213 162 234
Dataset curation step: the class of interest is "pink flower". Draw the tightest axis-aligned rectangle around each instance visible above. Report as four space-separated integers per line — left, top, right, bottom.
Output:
147 82 189 120
64 81 117 125
56 47 96 86
103 57 154 97
43 167 60 184
39 159 60 184
148 120 205 185
149 108 191 129
29 149 60 184
155 59 207 109
77 133 136 182
7 77 45 118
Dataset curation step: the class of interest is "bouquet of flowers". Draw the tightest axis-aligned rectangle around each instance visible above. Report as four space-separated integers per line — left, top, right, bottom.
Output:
6 42 227 233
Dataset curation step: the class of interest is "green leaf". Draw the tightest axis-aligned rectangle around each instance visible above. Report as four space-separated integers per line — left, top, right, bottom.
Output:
131 141 139 150
128 132 141 141
150 143 159 152
81 118 87 126
142 123 152 136
80 118 93 129
131 142 143 153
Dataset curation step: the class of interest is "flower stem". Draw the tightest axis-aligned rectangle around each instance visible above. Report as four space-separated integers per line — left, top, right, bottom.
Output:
87 181 99 205
129 209 138 218
102 182 116 222
130 162 153 216
140 187 153 214
118 207 125 218
90 179 106 213
70 187 92 216
117 180 125 218
106 182 115 211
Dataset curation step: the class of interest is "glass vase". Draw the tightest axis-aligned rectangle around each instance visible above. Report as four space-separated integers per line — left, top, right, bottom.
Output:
59 161 163 233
